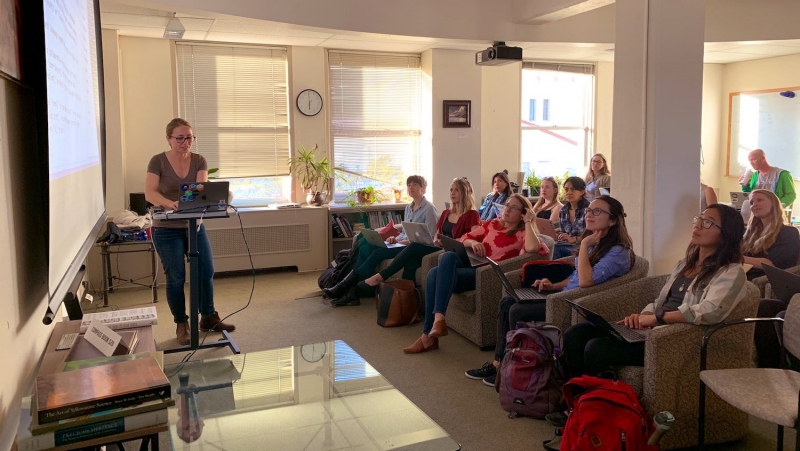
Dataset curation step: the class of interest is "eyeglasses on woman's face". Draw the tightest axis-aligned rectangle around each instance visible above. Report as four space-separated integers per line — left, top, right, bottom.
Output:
692 215 722 230
584 207 611 217
495 202 523 214
171 135 196 144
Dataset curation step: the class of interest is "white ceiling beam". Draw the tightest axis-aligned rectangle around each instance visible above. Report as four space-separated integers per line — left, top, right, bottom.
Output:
512 0 615 25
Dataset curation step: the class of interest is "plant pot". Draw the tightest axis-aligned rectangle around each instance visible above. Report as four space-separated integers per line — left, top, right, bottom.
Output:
393 189 403 203
531 187 541 196
357 191 372 205
306 192 326 206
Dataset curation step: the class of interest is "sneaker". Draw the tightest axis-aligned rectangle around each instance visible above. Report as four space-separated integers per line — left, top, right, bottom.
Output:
545 412 568 428
482 374 496 387
465 362 497 380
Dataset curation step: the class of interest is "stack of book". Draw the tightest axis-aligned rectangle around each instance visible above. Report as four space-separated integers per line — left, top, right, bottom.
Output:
331 214 355 237
79 307 158 333
17 354 173 450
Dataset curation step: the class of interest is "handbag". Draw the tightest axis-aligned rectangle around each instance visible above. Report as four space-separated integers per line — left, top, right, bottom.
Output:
376 280 422 327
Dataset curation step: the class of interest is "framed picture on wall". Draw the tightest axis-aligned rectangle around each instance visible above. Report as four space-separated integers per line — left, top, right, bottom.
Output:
0 0 22 81
443 100 471 128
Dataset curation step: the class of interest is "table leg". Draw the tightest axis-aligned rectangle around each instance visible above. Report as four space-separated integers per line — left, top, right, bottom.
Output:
101 244 110 307
188 219 200 349
150 242 159 303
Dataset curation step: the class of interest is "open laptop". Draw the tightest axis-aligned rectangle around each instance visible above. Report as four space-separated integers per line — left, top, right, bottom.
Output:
402 221 436 246
763 264 800 303
730 192 749 210
440 235 489 267
173 181 230 213
486 258 554 302
536 218 558 241
566 299 649 344
358 228 406 249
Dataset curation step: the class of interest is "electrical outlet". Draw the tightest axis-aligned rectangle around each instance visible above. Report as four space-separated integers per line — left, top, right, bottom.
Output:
85 294 94 304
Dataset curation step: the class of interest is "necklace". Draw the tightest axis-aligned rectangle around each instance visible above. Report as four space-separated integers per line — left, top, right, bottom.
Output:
678 278 688 292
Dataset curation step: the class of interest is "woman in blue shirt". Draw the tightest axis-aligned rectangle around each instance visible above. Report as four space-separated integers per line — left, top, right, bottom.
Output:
551 176 590 259
477 171 512 221
465 195 634 385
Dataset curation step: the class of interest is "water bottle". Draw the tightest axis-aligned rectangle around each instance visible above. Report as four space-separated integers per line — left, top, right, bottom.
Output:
647 411 675 445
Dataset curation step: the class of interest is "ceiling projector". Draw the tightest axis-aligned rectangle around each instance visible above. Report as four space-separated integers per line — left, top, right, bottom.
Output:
475 42 522 66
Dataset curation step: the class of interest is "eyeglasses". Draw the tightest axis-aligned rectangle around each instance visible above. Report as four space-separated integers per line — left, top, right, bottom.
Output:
584 207 611 217
692 215 722 230
494 202 523 214
171 135 196 144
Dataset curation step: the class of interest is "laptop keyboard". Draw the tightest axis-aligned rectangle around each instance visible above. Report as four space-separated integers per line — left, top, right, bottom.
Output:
610 323 648 342
514 288 548 300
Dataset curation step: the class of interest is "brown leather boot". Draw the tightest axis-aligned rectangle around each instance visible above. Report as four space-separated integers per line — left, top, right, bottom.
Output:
199 313 236 332
176 322 190 345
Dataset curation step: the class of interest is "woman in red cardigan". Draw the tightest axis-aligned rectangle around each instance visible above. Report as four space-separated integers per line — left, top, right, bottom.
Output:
359 178 481 289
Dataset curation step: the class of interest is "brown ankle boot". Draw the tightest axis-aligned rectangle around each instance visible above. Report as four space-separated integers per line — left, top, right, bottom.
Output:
199 313 235 332
176 322 190 345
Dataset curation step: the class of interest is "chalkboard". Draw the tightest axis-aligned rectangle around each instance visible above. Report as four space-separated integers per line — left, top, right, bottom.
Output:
728 88 800 180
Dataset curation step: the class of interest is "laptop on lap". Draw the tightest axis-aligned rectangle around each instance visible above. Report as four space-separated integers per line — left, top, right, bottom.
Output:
763 264 800 303
486 258 555 302
440 235 489 267
566 300 649 344
359 229 406 249
402 221 437 247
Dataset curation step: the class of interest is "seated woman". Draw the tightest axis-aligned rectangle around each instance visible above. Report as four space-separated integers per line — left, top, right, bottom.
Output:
584 153 611 202
323 175 438 299
477 171 512 222
550 177 590 259
532 176 562 220
465 196 635 385
403 194 550 354
742 189 800 281
563 204 747 378
360 177 480 289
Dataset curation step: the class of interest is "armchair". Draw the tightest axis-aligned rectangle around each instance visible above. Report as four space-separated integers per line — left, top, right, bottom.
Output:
751 252 800 298
575 276 761 450
446 235 555 348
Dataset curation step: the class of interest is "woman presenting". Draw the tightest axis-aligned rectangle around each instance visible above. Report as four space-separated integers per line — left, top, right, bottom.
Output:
145 118 235 345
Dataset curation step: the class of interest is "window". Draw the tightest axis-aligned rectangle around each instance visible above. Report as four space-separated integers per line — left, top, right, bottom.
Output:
231 348 294 409
176 43 290 206
529 99 537 121
520 62 594 178
328 51 423 201
332 340 388 396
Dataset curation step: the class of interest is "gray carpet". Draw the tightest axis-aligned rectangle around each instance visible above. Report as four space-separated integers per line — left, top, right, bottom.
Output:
96 270 796 450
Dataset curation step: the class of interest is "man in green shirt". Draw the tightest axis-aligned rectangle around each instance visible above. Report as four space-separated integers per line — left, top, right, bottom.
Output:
740 149 796 207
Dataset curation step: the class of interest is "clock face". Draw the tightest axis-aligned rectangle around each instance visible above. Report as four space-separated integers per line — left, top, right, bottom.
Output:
296 89 323 116
300 342 327 363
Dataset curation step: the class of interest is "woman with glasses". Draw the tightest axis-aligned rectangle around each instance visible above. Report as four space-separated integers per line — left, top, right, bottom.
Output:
403 194 550 354
532 176 562 221
359 177 480 289
145 118 234 346
584 153 611 202
562 204 747 378
477 171 513 222
465 195 634 385
551 176 590 259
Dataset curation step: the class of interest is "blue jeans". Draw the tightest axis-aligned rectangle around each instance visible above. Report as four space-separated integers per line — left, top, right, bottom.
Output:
355 238 404 281
423 251 476 334
553 243 578 259
152 225 216 323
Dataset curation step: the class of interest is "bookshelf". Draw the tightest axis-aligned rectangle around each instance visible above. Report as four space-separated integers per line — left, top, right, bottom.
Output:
327 202 407 261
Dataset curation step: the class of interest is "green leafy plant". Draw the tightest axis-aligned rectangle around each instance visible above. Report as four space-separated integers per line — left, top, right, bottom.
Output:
524 172 542 196
288 144 332 195
208 168 219 179
554 171 570 201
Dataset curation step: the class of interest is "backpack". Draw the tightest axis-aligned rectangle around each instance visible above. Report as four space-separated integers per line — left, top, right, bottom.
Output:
318 239 360 290
560 375 658 451
496 322 565 419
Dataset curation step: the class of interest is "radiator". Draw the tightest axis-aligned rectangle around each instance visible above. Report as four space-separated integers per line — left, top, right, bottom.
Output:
201 208 329 273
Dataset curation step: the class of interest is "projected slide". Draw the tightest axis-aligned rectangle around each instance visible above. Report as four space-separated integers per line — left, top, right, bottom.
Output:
44 0 105 299
45 0 101 179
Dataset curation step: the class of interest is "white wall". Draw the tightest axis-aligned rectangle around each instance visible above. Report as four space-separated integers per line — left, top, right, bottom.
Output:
715 53 800 214
480 63 521 197
701 64 723 190
595 62 614 159
102 29 127 216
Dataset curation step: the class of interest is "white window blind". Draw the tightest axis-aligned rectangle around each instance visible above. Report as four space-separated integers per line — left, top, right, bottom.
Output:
328 51 422 198
176 43 289 179
332 340 388 396
232 348 294 409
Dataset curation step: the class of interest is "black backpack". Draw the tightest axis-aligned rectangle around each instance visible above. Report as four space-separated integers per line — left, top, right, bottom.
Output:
318 237 360 290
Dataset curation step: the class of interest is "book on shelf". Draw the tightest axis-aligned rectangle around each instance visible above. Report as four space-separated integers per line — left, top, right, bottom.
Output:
17 396 169 451
36 356 171 424
79 307 157 333
29 397 174 436
65 330 138 362
339 216 354 236
331 214 345 238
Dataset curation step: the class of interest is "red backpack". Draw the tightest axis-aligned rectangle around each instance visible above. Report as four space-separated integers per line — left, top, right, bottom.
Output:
560 376 658 451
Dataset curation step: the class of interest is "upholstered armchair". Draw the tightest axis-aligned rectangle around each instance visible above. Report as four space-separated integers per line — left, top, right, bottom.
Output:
504 255 650 331
751 253 800 297
444 234 556 348
575 276 761 450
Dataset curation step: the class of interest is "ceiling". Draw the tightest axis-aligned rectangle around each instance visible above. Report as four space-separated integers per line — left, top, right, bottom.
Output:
99 1 800 64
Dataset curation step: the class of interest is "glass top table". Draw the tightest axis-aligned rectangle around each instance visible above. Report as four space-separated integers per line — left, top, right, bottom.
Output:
164 340 460 450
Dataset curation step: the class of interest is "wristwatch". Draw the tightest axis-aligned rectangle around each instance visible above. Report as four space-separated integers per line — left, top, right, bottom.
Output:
655 307 667 325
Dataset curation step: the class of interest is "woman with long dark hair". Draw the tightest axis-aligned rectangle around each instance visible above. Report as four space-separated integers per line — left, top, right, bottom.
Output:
477 171 513 221
563 204 747 377
551 176 590 259
466 196 635 385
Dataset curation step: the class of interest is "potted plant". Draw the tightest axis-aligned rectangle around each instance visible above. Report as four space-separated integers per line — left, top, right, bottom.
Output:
288 144 332 206
356 186 378 205
393 181 404 203
524 172 543 196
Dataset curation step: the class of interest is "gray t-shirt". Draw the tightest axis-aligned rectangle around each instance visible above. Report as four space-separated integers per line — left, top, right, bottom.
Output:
147 152 208 228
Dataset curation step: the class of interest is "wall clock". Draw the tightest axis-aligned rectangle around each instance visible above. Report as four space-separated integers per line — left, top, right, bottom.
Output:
300 342 327 363
296 89 323 116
